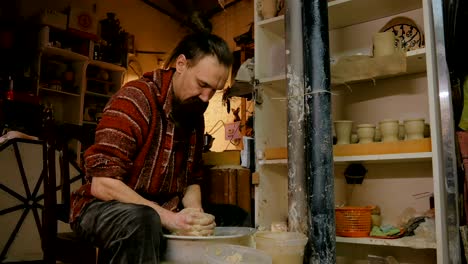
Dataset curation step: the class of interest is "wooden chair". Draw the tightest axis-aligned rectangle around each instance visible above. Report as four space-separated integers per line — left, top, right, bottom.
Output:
41 122 97 264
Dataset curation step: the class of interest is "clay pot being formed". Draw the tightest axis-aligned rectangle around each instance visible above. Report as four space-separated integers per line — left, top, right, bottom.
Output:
334 120 353 145
357 124 376 144
404 118 425 140
379 119 399 142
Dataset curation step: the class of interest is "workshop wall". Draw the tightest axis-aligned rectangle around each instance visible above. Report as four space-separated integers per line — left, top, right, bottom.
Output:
204 0 254 152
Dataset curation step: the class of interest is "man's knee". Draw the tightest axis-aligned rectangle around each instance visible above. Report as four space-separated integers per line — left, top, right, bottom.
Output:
128 204 162 233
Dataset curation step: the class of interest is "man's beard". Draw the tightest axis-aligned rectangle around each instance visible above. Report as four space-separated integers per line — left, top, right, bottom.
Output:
171 96 209 128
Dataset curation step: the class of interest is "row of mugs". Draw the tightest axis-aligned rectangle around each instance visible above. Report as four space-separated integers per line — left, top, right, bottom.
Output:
334 119 430 145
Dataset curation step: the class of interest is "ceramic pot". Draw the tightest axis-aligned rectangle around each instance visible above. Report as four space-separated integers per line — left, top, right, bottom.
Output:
373 31 399 57
424 123 430 138
404 118 425 140
261 0 277 19
357 124 375 144
334 120 353 145
379 119 399 142
398 124 406 140
351 133 359 144
374 127 382 142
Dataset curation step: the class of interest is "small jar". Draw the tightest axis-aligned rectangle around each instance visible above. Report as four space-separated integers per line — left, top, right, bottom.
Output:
357 124 376 144
379 119 399 142
334 120 353 145
404 118 425 140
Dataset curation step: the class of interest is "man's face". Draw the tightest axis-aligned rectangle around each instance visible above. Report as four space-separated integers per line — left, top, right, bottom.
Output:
172 55 229 118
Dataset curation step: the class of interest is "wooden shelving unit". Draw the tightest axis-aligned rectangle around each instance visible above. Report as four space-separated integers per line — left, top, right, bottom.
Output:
254 0 445 262
40 46 89 61
327 0 422 30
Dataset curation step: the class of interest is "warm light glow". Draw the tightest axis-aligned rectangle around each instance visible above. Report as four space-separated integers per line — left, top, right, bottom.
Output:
125 72 139 83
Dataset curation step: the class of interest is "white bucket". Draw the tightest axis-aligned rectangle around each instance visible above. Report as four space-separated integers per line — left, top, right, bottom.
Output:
162 227 255 264
255 231 308 264
204 244 272 264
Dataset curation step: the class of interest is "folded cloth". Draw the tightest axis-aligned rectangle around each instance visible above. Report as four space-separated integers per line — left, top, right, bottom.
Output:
370 226 401 237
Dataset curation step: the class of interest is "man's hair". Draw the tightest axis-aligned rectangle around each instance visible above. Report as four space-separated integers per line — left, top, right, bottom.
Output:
164 33 233 69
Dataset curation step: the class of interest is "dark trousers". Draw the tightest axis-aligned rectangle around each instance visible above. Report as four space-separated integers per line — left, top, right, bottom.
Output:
71 200 164 264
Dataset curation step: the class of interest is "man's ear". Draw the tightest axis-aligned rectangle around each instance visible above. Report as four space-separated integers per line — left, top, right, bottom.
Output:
175 54 187 73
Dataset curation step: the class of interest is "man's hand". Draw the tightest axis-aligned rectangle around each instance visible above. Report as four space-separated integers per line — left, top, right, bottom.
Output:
168 208 216 236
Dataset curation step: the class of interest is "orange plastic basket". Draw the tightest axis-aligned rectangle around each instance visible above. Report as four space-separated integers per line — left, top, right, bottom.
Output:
335 206 372 237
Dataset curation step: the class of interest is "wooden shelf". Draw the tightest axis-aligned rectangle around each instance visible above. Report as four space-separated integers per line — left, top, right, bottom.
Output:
259 152 432 166
82 120 97 125
87 78 114 85
406 48 427 74
334 152 432 164
259 74 286 86
89 60 126 72
258 159 287 166
332 48 427 86
328 0 422 30
40 87 80 97
40 46 88 61
333 138 431 156
336 236 436 249
257 15 284 38
85 91 112 98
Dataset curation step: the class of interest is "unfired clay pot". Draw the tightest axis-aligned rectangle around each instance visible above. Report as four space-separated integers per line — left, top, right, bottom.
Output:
373 31 400 57
404 118 425 140
379 119 399 142
261 0 277 19
398 124 406 140
374 127 382 142
357 124 376 144
334 120 353 145
424 123 431 138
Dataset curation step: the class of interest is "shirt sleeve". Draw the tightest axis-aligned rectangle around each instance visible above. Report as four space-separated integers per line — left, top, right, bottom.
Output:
187 116 206 186
83 81 152 181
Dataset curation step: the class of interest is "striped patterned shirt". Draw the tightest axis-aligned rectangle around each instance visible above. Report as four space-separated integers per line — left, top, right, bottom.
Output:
70 69 204 223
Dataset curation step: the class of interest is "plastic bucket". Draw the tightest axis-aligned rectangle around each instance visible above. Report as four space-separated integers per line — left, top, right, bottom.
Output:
254 232 308 264
204 244 272 264
162 227 255 263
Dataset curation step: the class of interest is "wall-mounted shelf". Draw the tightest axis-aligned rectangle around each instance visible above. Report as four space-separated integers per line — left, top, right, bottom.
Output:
87 78 114 85
258 159 287 166
89 60 126 72
82 120 97 125
40 88 80 97
258 15 284 38
336 236 436 249
328 0 422 30
259 152 432 166
85 91 112 99
332 48 427 87
40 46 89 62
334 152 433 165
